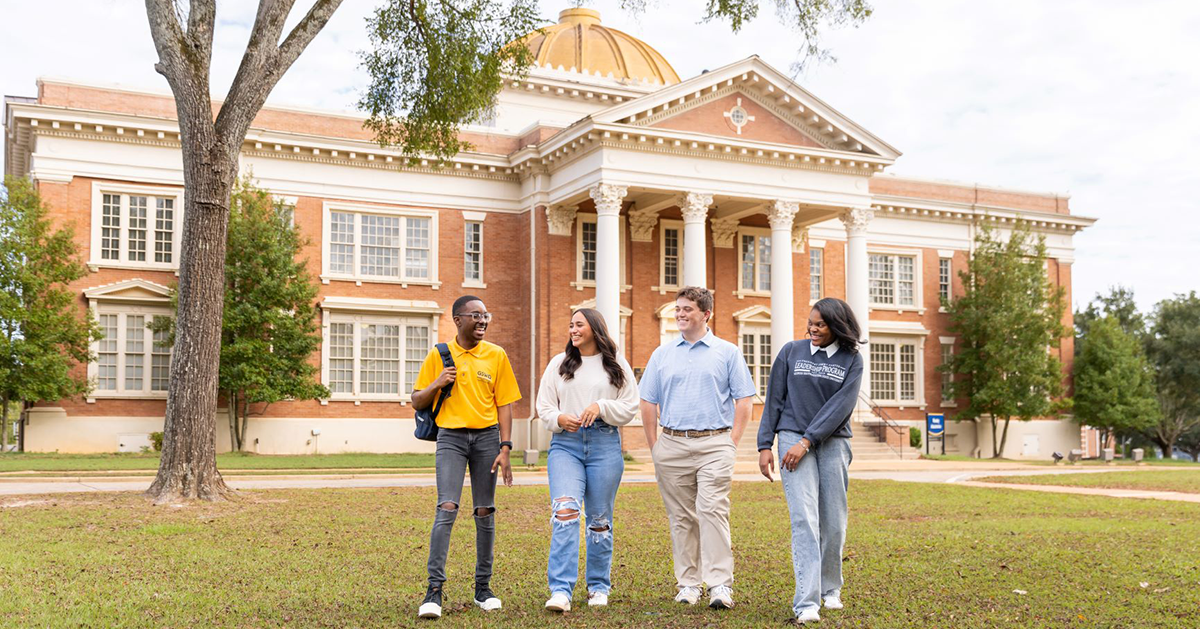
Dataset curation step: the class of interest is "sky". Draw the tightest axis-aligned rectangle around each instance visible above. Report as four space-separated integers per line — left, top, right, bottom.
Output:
2 0 1197 314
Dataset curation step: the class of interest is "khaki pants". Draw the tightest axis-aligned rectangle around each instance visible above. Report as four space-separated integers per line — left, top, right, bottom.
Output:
651 432 737 589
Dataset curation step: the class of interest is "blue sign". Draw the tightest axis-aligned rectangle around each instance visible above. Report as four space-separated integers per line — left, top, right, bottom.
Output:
927 414 945 436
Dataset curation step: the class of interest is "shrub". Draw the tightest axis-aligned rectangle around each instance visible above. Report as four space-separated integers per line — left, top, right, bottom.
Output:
909 427 922 449
149 432 164 452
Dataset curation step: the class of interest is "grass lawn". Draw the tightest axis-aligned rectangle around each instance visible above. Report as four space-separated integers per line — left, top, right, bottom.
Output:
2 482 1199 627
0 451 553 475
921 453 1198 467
978 469 1200 495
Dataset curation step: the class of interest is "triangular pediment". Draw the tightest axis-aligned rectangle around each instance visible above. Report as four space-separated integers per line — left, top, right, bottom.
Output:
647 90 824 148
83 278 172 303
732 305 772 324
591 56 900 160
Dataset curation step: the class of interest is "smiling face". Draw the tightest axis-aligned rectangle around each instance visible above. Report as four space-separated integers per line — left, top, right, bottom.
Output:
675 296 709 337
808 308 832 347
453 299 488 343
569 311 595 351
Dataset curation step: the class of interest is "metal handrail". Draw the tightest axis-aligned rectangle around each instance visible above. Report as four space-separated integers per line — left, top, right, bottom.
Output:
857 392 905 458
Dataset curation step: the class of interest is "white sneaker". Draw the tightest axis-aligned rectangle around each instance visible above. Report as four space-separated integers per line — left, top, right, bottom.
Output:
417 602 441 619
708 584 734 609
674 586 702 605
544 592 571 612
797 608 821 623
587 591 608 607
823 594 843 610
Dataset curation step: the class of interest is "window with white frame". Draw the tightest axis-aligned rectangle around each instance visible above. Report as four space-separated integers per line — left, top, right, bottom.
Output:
574 214 626 288
324 313 434 400
940 342 954 404
741 329 772 398
464 220 483 284
660 221 681 289
938 257 952 304
92 310 173 396
809 247 823 302
869 338 920 404
91 185 183 269
869 253 917 307
739 229 771 293
323 205 438 284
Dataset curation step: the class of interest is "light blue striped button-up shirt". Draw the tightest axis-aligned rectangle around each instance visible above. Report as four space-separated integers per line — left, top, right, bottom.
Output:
639 329 757 431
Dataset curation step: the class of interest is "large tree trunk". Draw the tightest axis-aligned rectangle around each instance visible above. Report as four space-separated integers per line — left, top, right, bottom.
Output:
147 135 237 502
2 394 8 452
17 401 27 452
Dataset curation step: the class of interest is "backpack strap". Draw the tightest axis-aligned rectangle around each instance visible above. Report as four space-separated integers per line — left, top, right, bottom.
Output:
429 343 454 418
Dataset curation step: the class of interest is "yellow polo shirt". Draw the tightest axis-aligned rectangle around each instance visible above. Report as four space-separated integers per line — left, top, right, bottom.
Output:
415 339 522 429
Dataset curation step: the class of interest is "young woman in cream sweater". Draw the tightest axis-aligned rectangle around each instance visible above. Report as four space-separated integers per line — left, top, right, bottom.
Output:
536 308 639 612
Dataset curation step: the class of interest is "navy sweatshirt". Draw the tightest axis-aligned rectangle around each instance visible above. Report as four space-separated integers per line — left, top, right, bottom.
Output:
757 339 864 451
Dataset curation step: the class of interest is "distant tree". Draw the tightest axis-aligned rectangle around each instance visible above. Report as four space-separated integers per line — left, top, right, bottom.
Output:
1072 316 1159 447
1075 285 1145 343
153 180 328 452
144 0 873 501
0 177 99 453
943 223 1069 458
1144 292 1200 459
1178 425 1200 462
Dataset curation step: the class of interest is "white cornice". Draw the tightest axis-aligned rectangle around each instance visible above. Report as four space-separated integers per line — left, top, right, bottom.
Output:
870 195 1097 233
320 296 443 315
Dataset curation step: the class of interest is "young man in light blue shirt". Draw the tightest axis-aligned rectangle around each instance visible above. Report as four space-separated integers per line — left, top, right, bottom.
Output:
639 286 757 610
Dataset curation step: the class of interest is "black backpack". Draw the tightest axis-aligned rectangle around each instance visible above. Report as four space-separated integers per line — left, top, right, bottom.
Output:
413 343 454 442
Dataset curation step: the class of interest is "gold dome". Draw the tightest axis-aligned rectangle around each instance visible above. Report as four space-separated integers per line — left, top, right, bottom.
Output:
523 8 681 85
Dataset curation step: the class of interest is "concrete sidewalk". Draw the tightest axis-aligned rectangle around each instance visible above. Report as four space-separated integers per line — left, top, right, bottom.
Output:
2 459 1195 504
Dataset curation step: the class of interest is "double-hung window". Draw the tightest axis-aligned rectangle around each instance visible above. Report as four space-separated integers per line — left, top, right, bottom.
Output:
809 247 824 302
574 213 626 289
464 220 483 285
659 220 682 289
90 183 183 270
325 313 434 401
738 228 771 294
869 252 918 307
940 341 955 405
92 310 174 397
869 337 921 405
741 330 772 398
322 204 439 285
938 257 952 304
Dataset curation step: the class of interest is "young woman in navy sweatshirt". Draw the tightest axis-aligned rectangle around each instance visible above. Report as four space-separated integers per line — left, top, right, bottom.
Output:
756 298 864 624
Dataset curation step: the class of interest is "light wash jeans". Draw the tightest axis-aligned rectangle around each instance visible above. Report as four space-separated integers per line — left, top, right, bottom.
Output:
778 430 852 616
546 420 625 597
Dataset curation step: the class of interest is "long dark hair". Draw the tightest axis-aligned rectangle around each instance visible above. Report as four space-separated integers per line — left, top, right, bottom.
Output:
811 297 864 354
559 308 626 389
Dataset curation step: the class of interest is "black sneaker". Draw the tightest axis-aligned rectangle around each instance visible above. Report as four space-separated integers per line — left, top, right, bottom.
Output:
474 583 502 611
418 584 443 619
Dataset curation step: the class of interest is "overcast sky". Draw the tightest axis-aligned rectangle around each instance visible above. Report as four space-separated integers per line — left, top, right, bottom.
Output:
2 0 1197 314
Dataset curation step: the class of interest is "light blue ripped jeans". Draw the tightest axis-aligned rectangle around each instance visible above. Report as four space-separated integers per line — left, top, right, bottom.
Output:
546 420 625 597
778 430 852 616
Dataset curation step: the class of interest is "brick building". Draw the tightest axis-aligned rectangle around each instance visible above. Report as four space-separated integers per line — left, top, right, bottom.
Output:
3 8 1095 458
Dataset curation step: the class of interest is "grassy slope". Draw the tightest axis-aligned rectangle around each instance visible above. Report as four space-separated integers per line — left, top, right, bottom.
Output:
2 481 1198 628
979 470 1200 494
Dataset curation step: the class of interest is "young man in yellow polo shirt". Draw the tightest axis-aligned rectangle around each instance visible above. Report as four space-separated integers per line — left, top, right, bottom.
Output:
413 295 521 620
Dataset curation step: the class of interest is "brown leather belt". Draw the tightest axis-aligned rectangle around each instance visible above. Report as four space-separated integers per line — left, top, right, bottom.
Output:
661 427 731 438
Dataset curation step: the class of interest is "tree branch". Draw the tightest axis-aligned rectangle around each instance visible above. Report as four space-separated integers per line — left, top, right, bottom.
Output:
185 0 218 65
215 0 344 143
144 0 189 80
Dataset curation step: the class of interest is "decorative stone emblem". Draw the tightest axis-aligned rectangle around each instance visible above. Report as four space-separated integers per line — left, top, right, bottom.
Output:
723 98 755 135
628 209 659 242
710 217 740 248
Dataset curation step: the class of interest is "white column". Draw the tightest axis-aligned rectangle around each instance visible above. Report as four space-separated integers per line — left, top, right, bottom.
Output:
768 201 799 360
589 183 627 341
840 207 874 398
680 192 713 288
